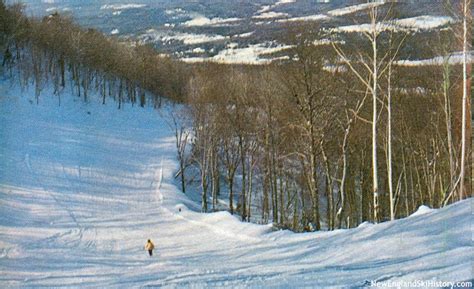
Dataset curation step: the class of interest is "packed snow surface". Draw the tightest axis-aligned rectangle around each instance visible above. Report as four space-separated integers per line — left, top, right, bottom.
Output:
0 81 472 287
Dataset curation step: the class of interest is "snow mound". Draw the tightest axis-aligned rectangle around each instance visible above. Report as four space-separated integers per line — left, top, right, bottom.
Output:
357 221 373 228
410 205 433 217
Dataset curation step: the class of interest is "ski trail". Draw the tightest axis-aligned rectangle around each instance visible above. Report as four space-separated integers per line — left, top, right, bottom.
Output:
153 157 263 243
2 84 472 287
24 153 81 229
22 153 103 253
158 157 164 203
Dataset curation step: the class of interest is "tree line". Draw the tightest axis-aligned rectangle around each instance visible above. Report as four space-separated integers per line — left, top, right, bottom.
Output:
180 2 472 231
1 1 188 107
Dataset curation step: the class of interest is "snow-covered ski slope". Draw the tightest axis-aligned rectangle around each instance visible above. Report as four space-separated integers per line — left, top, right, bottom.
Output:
0 81 472 288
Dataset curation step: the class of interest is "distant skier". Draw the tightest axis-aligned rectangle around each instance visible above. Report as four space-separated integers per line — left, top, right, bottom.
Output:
145 239 155 257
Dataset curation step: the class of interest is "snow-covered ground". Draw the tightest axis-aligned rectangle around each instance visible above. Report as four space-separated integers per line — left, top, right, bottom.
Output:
335 15 453 33
277 14 328 23
182 43 293 65
139 29 228 46
327 2 385 17
395 51 474 66
0 80 472 288
182 15 242 27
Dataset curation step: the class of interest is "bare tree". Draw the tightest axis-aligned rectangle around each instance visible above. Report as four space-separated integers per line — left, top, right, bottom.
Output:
332 2 399 222
166 107 191 194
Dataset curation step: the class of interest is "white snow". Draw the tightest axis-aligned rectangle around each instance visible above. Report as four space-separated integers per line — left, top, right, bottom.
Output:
45 7 59 12
410 205 433 217
394 15 454 30
164 33 227 45
0 79 472 287
100 4 146 10
110 29 119 35
395 51 473 66
328 2 385 17
252 11 289 19
45 6 71 13
183 15 242 27
335 15 454 33
165 8 185 15
182 43 293 64
139 29 228 45
276 0 296 4
257 0 295 13
277 14 328 23
234 31 254 38
257 5 272 14
335 22 392 33
191 47 206 54
255 0 296 16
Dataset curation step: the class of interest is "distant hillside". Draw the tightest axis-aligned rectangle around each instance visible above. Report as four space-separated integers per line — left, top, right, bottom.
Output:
9 0 459 64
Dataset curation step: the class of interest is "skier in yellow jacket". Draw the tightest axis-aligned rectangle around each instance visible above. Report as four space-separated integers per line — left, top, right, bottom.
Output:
145 239 155 257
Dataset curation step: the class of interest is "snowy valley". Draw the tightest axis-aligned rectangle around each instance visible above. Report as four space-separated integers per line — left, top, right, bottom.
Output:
9 0 463 64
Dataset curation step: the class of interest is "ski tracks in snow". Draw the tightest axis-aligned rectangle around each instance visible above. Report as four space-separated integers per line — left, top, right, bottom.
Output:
23 153 94 251
152 157 264 244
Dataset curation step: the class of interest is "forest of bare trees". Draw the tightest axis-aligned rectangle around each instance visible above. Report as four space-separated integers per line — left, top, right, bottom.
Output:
177 2 472 231
1 1 471 232
1 2 188 107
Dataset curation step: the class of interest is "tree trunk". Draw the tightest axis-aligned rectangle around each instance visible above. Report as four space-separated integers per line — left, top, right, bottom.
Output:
239 136 247 221
459 0 472 199
228 168 235 215
371 14 380 223
310 130 321 230
387 63 395 221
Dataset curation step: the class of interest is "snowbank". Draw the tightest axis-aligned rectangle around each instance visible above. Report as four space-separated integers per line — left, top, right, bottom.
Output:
410 205 433 217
